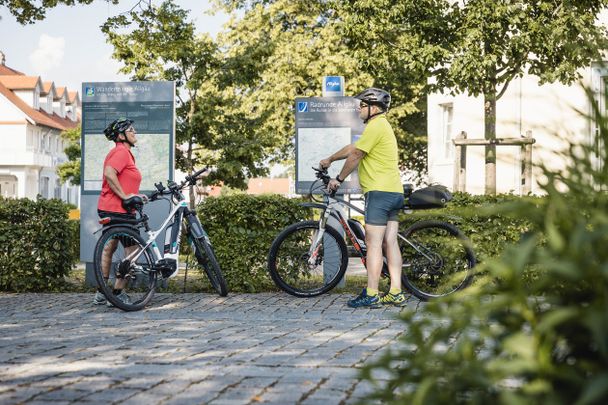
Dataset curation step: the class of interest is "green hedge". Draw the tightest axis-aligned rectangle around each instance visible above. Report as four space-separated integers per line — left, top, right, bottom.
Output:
0 197 78 291
196 194 308 292
0 192 540 293
194 192 538 292
400 192 542 263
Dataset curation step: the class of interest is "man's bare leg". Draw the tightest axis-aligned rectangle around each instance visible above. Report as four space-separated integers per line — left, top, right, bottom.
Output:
384 220 402 291
365 224 387 291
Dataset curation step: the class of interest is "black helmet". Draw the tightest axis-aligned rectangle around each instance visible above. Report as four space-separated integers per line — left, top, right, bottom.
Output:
354 87 391 111
103 118 134 142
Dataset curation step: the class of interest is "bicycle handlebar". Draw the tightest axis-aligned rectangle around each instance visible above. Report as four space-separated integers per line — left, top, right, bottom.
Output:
312 166 337 198
146 167 209 202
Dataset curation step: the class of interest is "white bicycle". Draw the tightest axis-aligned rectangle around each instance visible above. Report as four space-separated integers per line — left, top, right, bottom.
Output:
93 168 227 311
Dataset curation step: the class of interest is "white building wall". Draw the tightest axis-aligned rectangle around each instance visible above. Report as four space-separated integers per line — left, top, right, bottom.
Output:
428 67 596 195
14 90 38 109
0 93 24 120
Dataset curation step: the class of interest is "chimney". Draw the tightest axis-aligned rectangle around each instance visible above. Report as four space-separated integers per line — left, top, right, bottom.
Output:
0 51 5 66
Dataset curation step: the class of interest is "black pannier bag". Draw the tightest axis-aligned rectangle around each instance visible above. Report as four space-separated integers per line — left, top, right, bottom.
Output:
404 184 453 209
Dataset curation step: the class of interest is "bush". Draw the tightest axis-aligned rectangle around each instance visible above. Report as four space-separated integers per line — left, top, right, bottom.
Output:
196 194 308 292
0 197 78 291
194 192 535 293
360 93 608 403
400 192 543 263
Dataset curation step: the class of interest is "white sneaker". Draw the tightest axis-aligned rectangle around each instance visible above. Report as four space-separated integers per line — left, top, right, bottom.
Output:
106 291 132 307
92 291 107 305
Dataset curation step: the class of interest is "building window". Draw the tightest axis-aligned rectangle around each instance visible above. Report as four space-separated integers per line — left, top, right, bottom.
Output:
40 176 50 198
440 103 454 159
54 179 62 199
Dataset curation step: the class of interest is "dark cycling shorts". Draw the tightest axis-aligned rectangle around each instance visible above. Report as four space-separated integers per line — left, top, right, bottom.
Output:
97 210 138 247
364 191 405 226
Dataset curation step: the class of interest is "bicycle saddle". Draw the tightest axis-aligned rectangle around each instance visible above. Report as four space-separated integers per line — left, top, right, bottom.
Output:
122 195 144 211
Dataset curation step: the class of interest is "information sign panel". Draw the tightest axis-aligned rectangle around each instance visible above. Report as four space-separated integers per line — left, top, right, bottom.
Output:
295 96 365 194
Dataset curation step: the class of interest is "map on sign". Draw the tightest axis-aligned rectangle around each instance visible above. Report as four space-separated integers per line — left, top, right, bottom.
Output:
297 127 351 182
83 133 171 191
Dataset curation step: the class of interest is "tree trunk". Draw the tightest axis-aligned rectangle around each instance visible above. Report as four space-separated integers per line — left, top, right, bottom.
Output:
484 88 497 195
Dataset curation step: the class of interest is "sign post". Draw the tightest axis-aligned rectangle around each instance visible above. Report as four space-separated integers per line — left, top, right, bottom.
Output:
80 81 175 286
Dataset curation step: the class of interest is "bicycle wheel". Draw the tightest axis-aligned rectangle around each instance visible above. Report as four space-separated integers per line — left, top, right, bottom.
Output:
268 220 348 297
399 220 476 300
192 235 228 296
93 226 157 311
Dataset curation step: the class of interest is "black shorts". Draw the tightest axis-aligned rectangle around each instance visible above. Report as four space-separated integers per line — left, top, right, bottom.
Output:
97 210 136 225
97 210 138 247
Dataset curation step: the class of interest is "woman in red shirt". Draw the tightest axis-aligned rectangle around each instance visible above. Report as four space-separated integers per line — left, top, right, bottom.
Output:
94 118 143 307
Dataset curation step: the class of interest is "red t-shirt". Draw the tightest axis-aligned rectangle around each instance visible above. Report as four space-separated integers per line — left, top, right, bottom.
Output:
97 143 142 213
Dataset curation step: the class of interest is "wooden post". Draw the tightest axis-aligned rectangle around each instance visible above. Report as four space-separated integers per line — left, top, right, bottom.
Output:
521 130 533 195
453 131 467 192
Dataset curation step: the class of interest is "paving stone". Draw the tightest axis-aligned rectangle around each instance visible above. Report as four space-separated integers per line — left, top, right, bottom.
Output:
0 293 418 404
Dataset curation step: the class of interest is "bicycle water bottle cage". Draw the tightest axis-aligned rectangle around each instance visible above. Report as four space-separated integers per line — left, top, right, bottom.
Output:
122 195 144 212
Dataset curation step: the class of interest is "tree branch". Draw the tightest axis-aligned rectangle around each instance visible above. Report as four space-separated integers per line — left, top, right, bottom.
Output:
496 71 518 100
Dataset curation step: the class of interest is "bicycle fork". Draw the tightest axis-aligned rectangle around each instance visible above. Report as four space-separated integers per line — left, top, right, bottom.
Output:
307 206 333 266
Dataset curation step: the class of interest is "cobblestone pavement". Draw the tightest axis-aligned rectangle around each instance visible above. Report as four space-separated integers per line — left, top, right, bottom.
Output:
0 293 421 404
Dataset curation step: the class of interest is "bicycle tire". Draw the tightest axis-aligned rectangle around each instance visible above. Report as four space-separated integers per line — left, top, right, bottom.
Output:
93 226 157 311
268 220 348 297
399 220 476 301
193 235 228 296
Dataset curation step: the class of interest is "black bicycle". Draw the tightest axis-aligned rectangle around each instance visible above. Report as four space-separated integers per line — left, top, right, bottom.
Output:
93 168 227 311
267 168 476 300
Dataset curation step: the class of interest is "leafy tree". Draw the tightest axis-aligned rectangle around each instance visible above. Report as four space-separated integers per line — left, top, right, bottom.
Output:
102 0 272 203
215 0 427 182
0 0 118 24
341 0 608 193
56 126 81 186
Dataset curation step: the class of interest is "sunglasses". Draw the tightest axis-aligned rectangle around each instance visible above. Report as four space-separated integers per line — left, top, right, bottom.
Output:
359 101 369 108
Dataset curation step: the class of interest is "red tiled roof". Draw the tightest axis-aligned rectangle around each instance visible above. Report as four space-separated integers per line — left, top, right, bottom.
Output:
67 91 79 105
0 81 76 130
49 112 79 129
0 65 24 76
0 75 41 90
54 86 67 100
41 81 56 96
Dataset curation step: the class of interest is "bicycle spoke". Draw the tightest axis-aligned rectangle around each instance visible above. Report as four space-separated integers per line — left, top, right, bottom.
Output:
400 221 475 299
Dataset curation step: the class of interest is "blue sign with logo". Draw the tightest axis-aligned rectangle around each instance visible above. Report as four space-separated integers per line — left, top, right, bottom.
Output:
85 86 94 96
322 76 344 96
325 77 341 92
297 101 308 112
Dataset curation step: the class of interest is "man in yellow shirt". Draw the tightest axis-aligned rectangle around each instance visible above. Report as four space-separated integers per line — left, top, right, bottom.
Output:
320 88 405 308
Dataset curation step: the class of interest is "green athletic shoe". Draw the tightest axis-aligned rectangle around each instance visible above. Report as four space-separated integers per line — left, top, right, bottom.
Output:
347 288 382 309
380 291 408 306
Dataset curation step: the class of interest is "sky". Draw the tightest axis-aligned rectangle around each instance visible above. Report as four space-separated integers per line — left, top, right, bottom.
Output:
0 0 229 94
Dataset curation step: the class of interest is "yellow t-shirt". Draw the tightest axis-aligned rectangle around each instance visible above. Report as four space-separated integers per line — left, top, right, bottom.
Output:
354 115 402 194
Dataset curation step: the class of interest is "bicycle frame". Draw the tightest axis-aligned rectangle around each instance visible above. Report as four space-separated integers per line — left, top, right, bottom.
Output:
306 194 436 268
122 200 205 276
